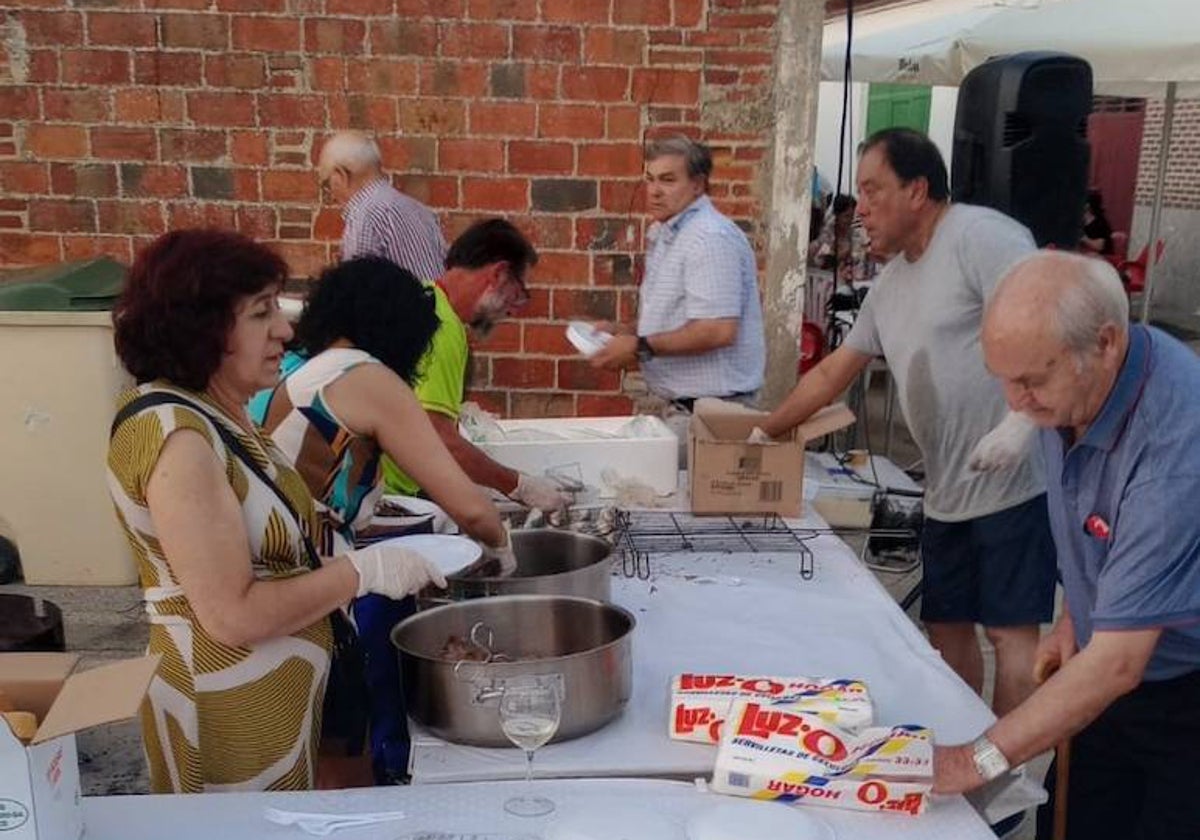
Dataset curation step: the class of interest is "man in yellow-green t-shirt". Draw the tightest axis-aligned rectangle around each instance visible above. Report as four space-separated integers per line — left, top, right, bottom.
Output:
382 218 572 513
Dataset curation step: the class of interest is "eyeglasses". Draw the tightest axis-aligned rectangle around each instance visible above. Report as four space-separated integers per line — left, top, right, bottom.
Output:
500 265 530 309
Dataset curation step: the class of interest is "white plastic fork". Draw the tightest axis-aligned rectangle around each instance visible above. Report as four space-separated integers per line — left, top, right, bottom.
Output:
263 806 407 836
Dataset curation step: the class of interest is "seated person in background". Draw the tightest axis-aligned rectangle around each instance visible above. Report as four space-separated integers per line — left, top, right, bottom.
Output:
107 230 446 793
380 218 572 514
1080 189 1114 255
811 193 875 282
258 256 513 784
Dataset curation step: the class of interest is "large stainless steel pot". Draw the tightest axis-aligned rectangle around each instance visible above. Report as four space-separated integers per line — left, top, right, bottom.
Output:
391 594 634 747
447 529 613 602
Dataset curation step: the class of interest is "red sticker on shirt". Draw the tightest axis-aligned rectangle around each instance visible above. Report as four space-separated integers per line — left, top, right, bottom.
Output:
1084 514 1111 540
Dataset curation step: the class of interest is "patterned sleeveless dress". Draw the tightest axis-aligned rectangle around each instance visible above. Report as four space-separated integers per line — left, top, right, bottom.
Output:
106 382 332 793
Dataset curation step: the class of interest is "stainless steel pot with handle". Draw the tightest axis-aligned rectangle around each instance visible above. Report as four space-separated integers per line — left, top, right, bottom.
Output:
390 594 634 747
447 529 614 602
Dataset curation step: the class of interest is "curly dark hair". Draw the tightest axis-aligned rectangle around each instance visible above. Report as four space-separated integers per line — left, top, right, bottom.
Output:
293 257 439 385
113 229 289 391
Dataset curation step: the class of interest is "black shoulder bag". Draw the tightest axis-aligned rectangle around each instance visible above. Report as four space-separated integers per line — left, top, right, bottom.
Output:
111 392 369 756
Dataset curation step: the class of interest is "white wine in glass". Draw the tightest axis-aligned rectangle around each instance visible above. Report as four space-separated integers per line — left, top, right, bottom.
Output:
499 679 562 817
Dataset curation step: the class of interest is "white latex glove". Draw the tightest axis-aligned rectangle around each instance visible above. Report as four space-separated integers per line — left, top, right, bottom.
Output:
747 426 774 444
511 472 572 513
345 545 447 599
968 411 1037 472
481 527 518 577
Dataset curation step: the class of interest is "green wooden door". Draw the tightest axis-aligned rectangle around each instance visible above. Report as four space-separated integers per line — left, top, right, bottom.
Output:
866 83 932 136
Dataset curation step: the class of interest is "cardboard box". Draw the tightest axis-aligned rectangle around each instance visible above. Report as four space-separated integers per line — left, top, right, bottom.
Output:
0 653 159 840
688 400 855 517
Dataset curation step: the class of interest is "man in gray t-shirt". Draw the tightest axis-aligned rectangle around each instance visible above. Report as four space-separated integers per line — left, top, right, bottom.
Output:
760 129 1056 717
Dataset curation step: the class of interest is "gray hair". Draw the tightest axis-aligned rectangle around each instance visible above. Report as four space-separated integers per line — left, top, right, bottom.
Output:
645 134 713 181
318 131 382 176
1054 252 1129 353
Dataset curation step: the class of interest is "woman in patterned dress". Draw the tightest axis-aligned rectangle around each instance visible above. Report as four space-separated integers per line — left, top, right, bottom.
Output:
107 230 447 793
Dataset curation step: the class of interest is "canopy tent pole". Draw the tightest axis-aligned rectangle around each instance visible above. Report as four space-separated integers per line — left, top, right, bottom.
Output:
1140 81 1176 324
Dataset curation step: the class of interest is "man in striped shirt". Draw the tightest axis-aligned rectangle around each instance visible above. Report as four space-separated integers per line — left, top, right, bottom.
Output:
317 131 447 279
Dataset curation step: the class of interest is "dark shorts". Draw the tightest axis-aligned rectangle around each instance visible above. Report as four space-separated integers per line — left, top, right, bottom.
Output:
919 493 1057 627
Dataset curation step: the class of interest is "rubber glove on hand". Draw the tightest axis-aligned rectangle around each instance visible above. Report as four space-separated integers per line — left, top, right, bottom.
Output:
345 545 447 599
747 426 774 444
481 527 519 577
968 410 1036 472
511 472 572 513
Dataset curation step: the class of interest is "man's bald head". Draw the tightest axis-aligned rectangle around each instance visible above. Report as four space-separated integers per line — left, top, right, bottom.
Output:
983 251 1129 433
317 131 383 204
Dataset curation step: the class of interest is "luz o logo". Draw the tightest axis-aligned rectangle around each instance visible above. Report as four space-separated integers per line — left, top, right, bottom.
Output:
0 799 30 832
735 702 849 762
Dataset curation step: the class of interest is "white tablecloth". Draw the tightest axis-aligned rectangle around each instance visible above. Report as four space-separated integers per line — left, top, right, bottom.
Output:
83 777 997 840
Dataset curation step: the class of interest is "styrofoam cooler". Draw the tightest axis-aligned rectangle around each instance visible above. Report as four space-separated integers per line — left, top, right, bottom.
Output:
472 415 678 497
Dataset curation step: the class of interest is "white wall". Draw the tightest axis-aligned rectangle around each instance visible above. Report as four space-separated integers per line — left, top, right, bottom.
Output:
813 81 959 197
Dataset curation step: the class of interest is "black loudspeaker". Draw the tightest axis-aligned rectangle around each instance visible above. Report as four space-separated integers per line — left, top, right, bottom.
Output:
952 52 1092 248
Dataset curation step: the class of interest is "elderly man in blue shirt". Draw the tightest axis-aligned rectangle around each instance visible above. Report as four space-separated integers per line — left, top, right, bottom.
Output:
935 250 1200 840
590 135 765 411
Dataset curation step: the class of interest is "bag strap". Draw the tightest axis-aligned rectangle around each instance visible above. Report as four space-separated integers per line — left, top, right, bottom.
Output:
111 391 323 572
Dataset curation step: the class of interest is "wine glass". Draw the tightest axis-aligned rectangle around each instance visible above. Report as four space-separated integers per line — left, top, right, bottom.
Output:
499 677 562 817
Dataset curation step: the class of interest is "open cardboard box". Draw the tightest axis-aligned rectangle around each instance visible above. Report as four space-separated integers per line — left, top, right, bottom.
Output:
0 653 159 840
688 399 856 517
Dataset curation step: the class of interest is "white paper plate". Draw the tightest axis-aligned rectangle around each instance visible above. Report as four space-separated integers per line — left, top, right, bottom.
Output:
565 321 613 358
370 533 482 578
547 804 685 840
686 800 835 840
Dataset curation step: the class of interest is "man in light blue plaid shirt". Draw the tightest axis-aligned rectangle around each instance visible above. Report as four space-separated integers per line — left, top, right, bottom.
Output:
591 135 765 411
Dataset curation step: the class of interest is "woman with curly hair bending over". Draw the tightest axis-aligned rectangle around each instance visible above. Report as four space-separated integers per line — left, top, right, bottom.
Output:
107 230 448 792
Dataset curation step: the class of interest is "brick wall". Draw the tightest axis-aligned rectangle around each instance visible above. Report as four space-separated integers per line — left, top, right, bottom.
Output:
1136 97 1200 211
0 0 780 419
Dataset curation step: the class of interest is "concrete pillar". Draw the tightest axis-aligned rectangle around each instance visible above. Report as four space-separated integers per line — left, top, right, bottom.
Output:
760 0 825 408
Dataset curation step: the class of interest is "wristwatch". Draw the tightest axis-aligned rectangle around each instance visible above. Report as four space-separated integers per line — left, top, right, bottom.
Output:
636 335 656 362
971 736 1011 781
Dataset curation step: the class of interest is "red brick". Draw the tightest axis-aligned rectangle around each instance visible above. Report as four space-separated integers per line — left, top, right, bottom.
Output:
578 394 633 415
469 0 537 20
673 0 704 27
575 216 639 251
162 14 229 49
523 322 574 355
232 205 276 239
512 26 580 62
462 177 528 211
399 100 467 136
86 11 156 46
395 174 458 208
551 287 616 320
439 23 509 60
0 163 49 194
167 202 238 230
62 50 129 85
377 136 437 171
272 240 331 278
474 322 521 354
205 54 267 89
119 163 188 198
467 102 536 137
439 139 504 172
50 163 119 198
0 234 60 266
231 131 270 165
43 88 111 122
705 49 772 67
606 105 641 140
258 94 326 128
592 252 638 286
526 65 559 99
19 11 83 46
262 171 319 202
538 104 605 139
614 0 670 25
305 18 367 53
418 61 489 98
541 0 610 23
370 20 438 56
232 16 300 51
534 251 591 285
61 235 133 263
159 129 226 162
632 68 701 104
651 47 704 65
492 356 555 389
330 95 399 132
114 89 185 123
327 0 394 12
187 91 256 127
684 30 740 47
91 127 157 161
25 51 59 85
24 125 88 159
513 213 574 249
396 0 466 18
312 207 342 240
144 0 216 9
510 391 575 418
578 143 644 177
134 52 203 86
215 0 284 9
0 88 39 121
600 179 645 213
29 199 96 233
584 28 646 65
347 59 419 97
507 140 573 174
558 359 620 391
97 200 165 236
308 57 347 92
562 67 630 102
710 11 777 28
232 169 260 201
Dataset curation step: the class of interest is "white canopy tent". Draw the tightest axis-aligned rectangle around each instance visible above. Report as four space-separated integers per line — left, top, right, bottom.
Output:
822 0 1200 321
